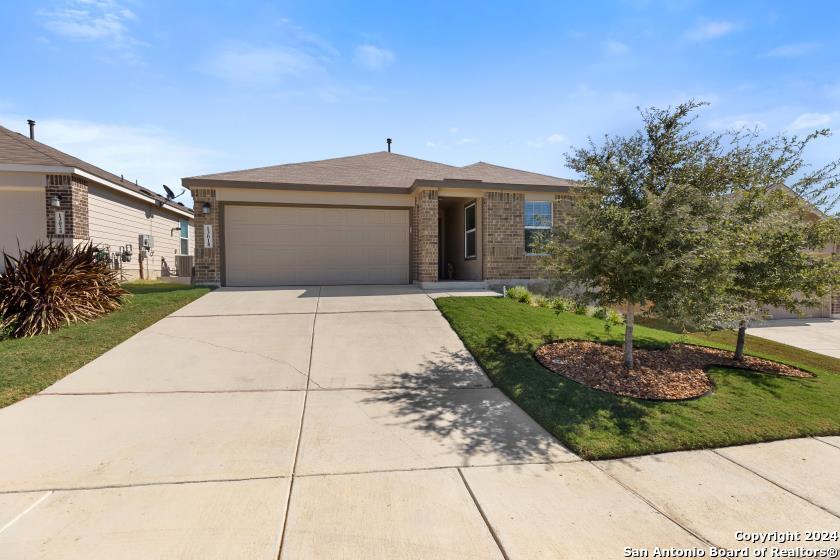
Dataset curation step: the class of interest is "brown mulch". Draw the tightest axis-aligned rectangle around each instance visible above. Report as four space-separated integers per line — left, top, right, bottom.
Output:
534 341 812 401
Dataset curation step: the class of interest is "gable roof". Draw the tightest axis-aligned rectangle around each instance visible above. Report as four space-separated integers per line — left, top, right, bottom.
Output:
456 161 574 187
183 151 575 191
0 125 192 216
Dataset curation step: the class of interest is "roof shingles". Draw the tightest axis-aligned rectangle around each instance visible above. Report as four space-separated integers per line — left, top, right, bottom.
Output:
185 151 574 190
0 125 191 214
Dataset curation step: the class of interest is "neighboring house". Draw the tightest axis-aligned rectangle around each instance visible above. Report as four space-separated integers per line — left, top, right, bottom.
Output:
182 151 575 288
0 122 194 279
762 184 839 319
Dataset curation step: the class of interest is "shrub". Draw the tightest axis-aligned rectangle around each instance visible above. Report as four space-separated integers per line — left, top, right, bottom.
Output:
0 242 127 338
593 306 625 325
591 306 609 320
532 294 551 308
573 302 588 315
506 285 532 305
548 297 575 313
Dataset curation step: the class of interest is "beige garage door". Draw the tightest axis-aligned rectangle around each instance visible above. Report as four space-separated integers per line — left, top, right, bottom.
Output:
224 205 409 286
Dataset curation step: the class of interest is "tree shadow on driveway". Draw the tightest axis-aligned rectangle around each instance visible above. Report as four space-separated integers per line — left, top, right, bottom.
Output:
361 348 576 466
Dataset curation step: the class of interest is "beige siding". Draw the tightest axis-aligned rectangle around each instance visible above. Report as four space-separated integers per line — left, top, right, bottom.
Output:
87 184 193 280
0 172 48 273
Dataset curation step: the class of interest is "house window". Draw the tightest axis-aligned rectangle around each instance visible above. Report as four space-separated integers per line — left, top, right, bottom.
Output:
464 202 477 259
179 219 189 255
524 200 552 255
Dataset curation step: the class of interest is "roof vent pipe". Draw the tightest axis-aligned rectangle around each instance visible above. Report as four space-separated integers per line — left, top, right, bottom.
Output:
27 119 35 140
386 138 392 152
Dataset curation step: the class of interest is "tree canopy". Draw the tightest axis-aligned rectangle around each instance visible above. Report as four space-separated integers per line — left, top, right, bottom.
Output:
542 100 839 369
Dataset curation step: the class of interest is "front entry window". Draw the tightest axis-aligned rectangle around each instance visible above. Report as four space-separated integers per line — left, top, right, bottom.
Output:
464 202 476 259
525 200 552 255
179 219 190 255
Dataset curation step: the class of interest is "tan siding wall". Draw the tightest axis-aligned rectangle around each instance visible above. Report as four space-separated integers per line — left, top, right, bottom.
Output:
87 184 192 280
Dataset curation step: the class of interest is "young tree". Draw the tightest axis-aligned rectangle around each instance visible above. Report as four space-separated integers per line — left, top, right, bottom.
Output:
542 101 734 368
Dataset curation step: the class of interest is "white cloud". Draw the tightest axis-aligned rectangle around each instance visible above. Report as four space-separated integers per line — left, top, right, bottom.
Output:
787 112 835 131
425 141 437 148
449 127 460 134
528 133 567 148
684 20 738 41
708 113 767 132
604 40 629 55
457 137 475 145
203 44 323 84
766 42 817 58
354 44 395 70
38 0 142 59
730 119 767 131
276 17 339 59
4 115 214 203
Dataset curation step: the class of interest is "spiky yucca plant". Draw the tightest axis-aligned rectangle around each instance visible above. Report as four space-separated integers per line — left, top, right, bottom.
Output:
0 242 127 338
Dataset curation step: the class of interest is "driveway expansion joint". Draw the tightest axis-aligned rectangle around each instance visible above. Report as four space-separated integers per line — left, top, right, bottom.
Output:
711 449 840 519
277 286 321 560
457 467 512 560
589 460 719 548
814 436 840 450
0 474 290 496
294 458 583 479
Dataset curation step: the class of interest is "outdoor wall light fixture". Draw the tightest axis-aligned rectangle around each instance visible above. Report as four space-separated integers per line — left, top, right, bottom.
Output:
202 202 211 214
51 195 61 208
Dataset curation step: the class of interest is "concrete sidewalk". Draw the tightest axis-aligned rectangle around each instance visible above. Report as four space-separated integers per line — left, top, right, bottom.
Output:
750 318 840 359
0 286 837 559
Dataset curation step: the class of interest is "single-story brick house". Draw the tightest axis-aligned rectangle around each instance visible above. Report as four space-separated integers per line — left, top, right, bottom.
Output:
182 151 576 288
184 150 839 318
0 122 194 279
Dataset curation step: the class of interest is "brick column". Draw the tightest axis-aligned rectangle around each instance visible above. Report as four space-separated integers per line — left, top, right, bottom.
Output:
412 188 438 283
45 174 89 246
192 188 221 286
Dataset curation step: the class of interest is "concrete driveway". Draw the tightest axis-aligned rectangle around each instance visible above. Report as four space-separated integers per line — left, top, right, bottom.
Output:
750 318 840 359
0 285 838 559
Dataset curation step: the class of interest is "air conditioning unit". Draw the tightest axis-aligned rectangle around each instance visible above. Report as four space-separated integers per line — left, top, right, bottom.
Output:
175 255 194 278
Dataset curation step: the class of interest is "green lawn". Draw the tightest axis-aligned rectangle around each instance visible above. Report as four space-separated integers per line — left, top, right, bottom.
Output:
436 296 840 460
0 282 210 408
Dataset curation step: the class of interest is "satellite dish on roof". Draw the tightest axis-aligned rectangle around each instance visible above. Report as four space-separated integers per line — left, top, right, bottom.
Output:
162 185 186 200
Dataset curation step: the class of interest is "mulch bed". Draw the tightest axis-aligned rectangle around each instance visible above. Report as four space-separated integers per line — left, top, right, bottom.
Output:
534 341 812 400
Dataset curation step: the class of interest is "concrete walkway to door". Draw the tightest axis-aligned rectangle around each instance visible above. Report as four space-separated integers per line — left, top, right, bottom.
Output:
0 285 837 559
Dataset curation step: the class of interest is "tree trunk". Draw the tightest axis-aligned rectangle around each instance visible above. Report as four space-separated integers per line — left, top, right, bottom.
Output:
734 320 747 361
624 302 635 369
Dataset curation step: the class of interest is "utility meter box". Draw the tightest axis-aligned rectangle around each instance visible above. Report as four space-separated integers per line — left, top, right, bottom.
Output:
138 234 155 249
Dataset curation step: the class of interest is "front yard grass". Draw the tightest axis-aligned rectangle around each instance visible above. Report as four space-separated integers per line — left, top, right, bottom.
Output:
0 281 210 408
436 296 840 459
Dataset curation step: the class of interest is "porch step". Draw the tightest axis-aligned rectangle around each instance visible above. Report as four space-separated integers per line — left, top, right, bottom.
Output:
419 281 490 290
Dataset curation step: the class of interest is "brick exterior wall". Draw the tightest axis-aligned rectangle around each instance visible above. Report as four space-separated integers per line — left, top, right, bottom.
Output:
411 188 438 282
192 188 221 285
45 174 89 244
481 192 573 281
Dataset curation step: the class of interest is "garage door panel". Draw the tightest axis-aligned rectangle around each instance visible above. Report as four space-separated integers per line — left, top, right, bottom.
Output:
224 206 409 286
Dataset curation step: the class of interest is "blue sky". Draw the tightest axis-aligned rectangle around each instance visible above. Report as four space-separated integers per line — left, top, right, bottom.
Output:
1 0 839 204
